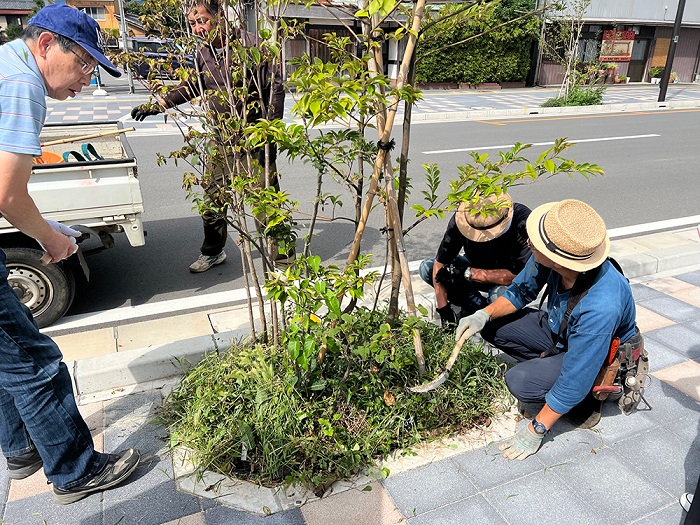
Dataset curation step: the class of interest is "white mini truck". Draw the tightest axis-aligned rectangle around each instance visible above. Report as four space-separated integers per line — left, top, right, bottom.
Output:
0 122 145 328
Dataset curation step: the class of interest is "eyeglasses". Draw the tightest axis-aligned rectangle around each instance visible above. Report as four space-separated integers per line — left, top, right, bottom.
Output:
68 46 98 77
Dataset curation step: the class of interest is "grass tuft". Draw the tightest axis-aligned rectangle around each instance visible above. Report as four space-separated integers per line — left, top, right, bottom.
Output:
159 308 508 493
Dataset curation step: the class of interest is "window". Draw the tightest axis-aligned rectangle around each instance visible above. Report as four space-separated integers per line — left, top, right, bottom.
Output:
79 6 106 21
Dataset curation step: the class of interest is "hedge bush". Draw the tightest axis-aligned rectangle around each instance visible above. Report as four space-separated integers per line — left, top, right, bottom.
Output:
415 0 540 85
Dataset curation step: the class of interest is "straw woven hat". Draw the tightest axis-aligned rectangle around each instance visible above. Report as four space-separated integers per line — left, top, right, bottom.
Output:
455 193 514 242
526 199 609 272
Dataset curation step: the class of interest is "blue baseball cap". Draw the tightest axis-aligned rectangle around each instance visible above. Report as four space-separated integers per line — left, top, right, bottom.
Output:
28 5 121 77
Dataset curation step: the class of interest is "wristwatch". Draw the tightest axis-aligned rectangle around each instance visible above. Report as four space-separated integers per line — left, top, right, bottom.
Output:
532 418 547 436
463 266 472 281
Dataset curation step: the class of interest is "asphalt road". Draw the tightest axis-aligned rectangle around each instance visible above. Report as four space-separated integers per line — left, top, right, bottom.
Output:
65 108 700 318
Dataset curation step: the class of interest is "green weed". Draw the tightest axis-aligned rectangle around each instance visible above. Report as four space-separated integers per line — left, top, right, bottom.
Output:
159 309 508 494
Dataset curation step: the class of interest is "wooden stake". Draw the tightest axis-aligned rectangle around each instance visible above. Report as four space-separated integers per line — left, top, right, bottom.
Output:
41 127 135 147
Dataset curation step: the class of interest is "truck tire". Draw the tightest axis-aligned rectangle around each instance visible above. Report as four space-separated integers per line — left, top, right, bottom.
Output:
4 247 76 328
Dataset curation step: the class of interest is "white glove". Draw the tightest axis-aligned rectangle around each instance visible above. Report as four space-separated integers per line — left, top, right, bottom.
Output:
45 220 79 256
499 423 544 460
46 219 80 239
455 309 490 341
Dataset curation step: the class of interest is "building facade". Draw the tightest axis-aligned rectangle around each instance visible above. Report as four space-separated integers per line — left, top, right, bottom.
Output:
0 0 33 42
538 0 700 85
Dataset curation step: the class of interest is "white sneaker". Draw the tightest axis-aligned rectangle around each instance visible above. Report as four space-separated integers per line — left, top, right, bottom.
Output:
189 251 226 273
681 493 694 513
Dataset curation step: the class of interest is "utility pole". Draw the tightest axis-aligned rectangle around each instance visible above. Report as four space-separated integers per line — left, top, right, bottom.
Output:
116 0 134 94
659 0 686 102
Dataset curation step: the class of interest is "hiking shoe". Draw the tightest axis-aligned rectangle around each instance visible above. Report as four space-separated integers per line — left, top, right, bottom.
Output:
53 449 140 505
567 395 603 429
7 448 43 480
681 493 694 513
189 251 226 273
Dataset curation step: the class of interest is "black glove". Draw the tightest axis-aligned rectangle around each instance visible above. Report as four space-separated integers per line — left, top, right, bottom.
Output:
435 261 469 286
131 103 163 121
436 304 457 330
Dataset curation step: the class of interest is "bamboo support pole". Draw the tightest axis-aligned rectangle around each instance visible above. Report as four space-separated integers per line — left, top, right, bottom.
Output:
345 0 427 266
41 127 135 147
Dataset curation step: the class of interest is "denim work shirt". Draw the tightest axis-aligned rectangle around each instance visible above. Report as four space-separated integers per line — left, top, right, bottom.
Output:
503 257 637 414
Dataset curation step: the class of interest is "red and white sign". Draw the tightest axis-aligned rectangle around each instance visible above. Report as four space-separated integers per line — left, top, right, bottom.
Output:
600 30 635 62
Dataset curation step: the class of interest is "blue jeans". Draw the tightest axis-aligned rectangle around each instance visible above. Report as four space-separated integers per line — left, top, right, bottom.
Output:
0 250 104 489
419 257 507 316
481 307 563 404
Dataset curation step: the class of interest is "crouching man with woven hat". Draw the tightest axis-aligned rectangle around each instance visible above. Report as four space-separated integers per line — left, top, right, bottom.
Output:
455 199 638 460
419 193 532 331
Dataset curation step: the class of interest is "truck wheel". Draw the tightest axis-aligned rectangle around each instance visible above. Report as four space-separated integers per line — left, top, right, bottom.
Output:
5 247 76 328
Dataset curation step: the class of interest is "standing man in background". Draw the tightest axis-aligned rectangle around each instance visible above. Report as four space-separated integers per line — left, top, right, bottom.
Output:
131 0 287 273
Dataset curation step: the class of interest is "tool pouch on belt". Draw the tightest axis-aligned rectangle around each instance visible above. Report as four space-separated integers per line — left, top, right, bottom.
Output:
592 357 620 401
591 329 648 412
618 331 648 415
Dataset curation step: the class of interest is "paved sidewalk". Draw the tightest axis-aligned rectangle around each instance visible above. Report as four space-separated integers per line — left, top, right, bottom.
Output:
0 228 698 524
44 83 700 133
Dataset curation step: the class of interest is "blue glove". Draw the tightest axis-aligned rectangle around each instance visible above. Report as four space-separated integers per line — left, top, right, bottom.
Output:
499 423 544 460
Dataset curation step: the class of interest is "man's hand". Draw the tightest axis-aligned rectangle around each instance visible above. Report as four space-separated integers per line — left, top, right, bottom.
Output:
131 104 163 121
436 304 457 330
435 260 469 286
41 220 80 262
499 423 544 460
455 309 490 341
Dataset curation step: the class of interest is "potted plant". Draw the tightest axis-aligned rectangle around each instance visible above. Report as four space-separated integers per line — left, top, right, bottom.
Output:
617 75 628 84
649 66 664 84
670 71 678 83
600 62 617 83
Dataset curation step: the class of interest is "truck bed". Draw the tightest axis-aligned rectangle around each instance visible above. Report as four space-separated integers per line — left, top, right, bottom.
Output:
0 122 145 247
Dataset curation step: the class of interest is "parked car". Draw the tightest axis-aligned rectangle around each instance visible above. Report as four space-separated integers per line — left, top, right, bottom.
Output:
128 37 193 79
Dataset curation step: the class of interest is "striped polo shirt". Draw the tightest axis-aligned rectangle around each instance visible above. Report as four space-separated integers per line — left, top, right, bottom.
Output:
0 39 47 156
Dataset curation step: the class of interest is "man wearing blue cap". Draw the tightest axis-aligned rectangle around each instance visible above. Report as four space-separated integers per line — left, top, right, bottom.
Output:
0 5 139 504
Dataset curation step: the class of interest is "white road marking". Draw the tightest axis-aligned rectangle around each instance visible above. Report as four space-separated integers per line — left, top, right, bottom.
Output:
42 214 698 334
421 134 661 155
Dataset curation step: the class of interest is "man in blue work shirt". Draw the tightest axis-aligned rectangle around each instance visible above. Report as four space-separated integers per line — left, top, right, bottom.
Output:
0 5 139 503
455 199 637 460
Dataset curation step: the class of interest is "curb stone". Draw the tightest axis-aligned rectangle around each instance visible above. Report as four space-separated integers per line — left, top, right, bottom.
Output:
170 404 519 516
410 99 700 122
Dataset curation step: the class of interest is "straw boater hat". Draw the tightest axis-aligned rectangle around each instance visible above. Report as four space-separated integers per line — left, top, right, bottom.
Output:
526 199 610 272
455 193 514 242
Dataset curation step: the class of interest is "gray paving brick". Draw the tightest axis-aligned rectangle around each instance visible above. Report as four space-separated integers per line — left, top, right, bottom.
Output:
644 324 700 360
631 502 686 525
482 469 605 525
640 373 700 425
589 401 656 445
451 440 544 491
675 269 700 287
670 415 700 444
612 427 700 495
407 494 507 525
4 491 102 525
204 504 306 524
103 390 163 423
0 455 8 517
630 283 666 302
643 336 688 372
637 296 700 324
104 477 202 525
529 422 606 466
548 447 674 523
383 458 476 516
